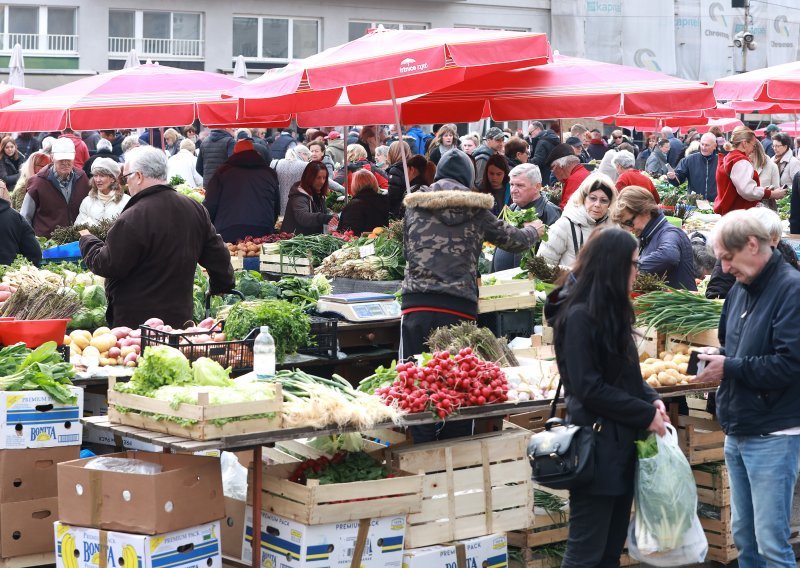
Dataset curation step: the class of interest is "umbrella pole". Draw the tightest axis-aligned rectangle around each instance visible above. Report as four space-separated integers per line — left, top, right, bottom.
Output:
343 124 350 200
388 79 411 195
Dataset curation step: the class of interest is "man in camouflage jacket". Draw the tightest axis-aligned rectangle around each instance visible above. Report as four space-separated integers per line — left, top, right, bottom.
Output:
400 148 542 360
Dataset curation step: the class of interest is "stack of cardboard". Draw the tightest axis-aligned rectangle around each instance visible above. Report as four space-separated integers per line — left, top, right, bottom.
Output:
54 451 226 568
0 385 84 561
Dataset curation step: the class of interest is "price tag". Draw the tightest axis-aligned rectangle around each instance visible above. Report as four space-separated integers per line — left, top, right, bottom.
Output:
484 252 494 261
696 199 711 210
359 243 376 258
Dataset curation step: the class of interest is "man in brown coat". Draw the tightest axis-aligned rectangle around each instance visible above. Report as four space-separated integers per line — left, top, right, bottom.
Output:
20 138 90 237
79 146 234 328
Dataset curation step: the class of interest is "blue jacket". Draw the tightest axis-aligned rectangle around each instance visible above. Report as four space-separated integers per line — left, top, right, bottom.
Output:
717 251 800 436
666 135 684 166
406 127 429 156
639 212 697 290
670 150 718 200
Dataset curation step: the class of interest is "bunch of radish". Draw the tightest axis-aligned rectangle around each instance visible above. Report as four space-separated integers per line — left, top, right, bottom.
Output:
142 317 226 344
66 326 141 367
375 348 509 419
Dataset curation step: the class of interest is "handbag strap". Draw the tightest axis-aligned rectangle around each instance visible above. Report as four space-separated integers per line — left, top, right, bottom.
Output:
548 375 603 430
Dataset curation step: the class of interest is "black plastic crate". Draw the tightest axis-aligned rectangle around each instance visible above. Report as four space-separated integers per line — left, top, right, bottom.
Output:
139 324 258 374
298 316 338 359
477 309 536 340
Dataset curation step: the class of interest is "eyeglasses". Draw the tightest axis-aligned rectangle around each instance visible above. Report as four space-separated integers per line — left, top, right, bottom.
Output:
586 194 611 206
613 136 623 140
621 215 637 228
121 171 138 181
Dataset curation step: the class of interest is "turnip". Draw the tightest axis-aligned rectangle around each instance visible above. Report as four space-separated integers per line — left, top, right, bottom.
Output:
143 318 163 328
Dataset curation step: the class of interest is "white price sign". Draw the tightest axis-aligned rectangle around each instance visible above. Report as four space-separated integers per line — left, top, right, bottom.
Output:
359 243 376 258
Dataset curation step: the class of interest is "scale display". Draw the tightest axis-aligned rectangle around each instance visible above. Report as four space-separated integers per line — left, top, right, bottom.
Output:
317 293 401 322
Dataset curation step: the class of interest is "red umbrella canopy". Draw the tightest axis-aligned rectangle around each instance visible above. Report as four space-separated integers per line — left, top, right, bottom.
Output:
0 64 244 132
713 61 800 104
401 54 717 124
754 121 800 137
227 27 551 116
0 84 39 109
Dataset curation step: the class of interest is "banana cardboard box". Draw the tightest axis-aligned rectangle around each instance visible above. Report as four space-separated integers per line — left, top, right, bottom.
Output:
242 507 406 568
0 446 79 503
54 520 221 568
57 452 225 535
401 533 508 568
0 497 58 558
0 387 83 449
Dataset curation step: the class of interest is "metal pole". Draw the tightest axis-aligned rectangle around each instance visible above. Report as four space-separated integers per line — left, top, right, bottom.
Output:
388 79 411 195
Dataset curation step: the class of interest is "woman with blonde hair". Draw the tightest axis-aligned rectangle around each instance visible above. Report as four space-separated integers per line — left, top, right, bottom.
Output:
427 123 459 165
75 158 130 225
338 169 390 235
334 142 388 193
11 151 50 210
715 126 785 214
459 133 480 156
538 173 617 268
163 128 182 156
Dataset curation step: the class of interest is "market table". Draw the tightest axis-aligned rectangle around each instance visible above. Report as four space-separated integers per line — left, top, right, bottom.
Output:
80 383 717 568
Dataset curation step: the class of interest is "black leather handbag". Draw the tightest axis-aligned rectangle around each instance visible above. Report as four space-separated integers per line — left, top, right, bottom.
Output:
527 377 600 491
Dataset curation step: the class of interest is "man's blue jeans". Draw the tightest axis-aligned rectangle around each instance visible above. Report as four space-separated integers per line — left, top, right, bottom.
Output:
724 434 800 568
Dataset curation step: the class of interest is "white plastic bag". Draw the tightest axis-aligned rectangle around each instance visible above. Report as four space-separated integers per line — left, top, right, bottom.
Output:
84 457 163 475
220 451 248 501
628 424 707 564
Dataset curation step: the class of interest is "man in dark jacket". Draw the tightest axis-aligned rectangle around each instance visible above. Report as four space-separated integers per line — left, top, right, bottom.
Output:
472 127 505 190
586 130 608 161
0 197 41 266
196 128 236 188
269 129 297 160
14 132 40 158
100 130 125 157
204 139 280 243
667 133 718 200
761 123 779 157
660 126 685 167
697 210 800 567
79 146 234 329
20 138 90 237
529 122 560 183
83 139 121 178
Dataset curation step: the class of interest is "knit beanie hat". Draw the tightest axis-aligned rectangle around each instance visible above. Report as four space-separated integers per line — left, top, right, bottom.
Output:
434 148 475 189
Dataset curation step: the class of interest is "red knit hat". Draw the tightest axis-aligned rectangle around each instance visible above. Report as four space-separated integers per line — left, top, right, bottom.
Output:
234 139 254 153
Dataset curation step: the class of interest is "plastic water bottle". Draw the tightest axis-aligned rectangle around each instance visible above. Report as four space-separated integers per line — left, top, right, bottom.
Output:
253 326 276 380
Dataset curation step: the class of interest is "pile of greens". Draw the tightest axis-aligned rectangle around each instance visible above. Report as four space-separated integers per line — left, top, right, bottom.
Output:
0 342 76 404
288 451 388 485
278 234 347 267
67 283 107 330
223 299 311 362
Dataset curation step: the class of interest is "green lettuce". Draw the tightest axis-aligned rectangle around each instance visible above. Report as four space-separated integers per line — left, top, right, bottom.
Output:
192 357 233 387
118 346 192 396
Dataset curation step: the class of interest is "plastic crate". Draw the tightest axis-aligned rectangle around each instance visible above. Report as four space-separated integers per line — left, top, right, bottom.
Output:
477 309 535 339
298 316 338 358
139 324 258 374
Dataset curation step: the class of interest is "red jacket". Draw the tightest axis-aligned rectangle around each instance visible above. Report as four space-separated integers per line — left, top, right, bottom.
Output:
59 133 91 169
714 150 760 215
560 164 591 209
616 169 660 204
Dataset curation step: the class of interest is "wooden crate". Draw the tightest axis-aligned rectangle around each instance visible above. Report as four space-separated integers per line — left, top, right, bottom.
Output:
478 279 537 314
634 327 665 359
670 398 724 465
230 253 244 271
251 461 424 525
700 509 738 564
260 243 314 275
107 377 283 441
665 329 721 350
693 463 729 508
506 408 551 433
389 430 533 548
507 511 569 550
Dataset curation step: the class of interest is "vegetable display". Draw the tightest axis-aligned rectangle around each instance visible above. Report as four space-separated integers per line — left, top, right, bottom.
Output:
635 289 722 336
640 346 697 389
0 282 82 320
67 326 141 367
375 348 509 418
288 451 388 485
317 230 405 281
221 299 310 362
427 321 519 367
519 254 562 284
277 235 347 267
226 233 294 257
632 272 667 294
0 342 76 404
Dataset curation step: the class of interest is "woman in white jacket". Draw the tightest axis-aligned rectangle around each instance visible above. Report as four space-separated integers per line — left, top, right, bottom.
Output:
75 158 130 225
538 173 618 268
166 139 203 187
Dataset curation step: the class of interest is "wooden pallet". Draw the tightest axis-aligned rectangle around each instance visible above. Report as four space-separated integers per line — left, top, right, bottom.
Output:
251 462 424 525
0 552 54 568
478 279 537 314
107 377 283 441
389 430 533 548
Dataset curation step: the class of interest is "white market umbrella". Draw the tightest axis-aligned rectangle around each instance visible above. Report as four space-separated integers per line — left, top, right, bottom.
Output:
123 49 141 69
233 55 248 79
8 44 24 88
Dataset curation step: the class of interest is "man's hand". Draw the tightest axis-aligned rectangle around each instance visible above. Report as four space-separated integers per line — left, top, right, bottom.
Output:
523 219 545 237
696 353 725 383
667 170 677 180
78 229 91 237
771 187 787 200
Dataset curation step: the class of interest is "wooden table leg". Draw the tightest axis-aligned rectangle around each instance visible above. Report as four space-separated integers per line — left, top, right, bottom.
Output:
252 446 262 568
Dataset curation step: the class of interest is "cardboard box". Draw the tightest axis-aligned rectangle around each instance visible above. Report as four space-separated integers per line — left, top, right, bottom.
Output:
0 387 83 448
81 427 163 452
401 534 509 568
0 447 79 503
55 520 221 568
243 507 406 568
57 451 225 535
82 392 108 417
222 497 246 559
0 497 58 558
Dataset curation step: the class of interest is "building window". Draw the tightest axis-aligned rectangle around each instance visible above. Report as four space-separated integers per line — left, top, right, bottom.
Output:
348 21 427 41
109 10 204 59
232 15 319 63
0 6 77 52
454 24 529 32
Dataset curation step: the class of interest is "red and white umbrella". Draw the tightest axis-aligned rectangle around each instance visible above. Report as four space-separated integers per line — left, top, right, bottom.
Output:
714 61 800 104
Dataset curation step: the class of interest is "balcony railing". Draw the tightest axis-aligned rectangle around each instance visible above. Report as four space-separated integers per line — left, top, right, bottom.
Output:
109 36 204 59
0 32 78 53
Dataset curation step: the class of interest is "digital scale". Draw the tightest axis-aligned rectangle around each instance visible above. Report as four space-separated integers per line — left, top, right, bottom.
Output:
316 292 401 322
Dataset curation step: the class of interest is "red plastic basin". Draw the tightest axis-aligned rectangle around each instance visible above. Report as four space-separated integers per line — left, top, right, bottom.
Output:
0 319 69 347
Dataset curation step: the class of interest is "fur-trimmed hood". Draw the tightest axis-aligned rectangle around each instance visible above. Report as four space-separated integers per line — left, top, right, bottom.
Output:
404 187 494 227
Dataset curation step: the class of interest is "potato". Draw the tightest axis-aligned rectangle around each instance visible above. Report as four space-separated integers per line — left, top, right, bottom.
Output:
93 326 112 338
646 376 660 388
82 346 101 360
69 331 91 350
663 353 674 362
63 335 71 346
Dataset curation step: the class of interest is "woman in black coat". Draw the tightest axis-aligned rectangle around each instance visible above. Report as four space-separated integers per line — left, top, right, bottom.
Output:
0 136 25 188
544 227 668 567
281 161 334 236
338 169 389 235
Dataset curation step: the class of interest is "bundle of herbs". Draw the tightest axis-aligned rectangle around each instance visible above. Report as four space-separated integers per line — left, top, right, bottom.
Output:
427 321 518 367
221 299 310 362
0 282 82 320
632 272 667 294
50 217 116 245
635 289 723 336
277 234 347 267
499 205 549 241
520 254 562 284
